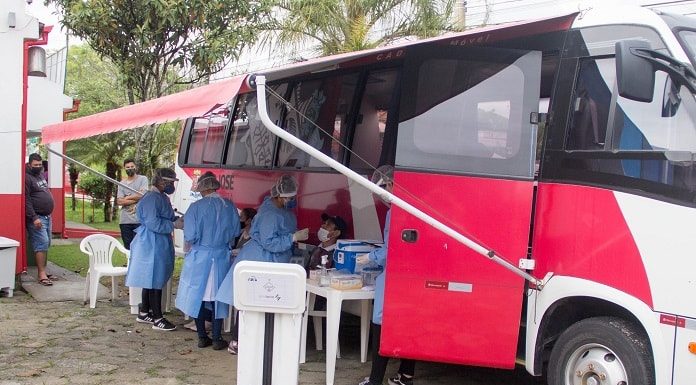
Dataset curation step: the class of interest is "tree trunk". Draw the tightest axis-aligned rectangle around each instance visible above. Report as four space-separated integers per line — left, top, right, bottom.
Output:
134 125 157 177
103 161 118 223
111 169 121 222
69 167 79 211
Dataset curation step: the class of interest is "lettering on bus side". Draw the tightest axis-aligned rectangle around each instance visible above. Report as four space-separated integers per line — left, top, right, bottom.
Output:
219 174 234 190
376 49 405 61
448 34 491 46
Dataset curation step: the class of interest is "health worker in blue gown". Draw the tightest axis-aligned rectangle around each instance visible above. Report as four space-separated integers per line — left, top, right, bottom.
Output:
126 168 182 332
176 171 240 350
216 175 309 352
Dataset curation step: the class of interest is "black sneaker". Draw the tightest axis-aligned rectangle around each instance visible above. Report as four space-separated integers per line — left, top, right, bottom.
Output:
136 313 155 324
212 338 228 351
198 337 212 348
152 318 177 331
388 373 414 385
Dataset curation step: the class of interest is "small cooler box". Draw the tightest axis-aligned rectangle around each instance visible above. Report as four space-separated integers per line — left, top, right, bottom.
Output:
334 240 381 273
0 236 19 297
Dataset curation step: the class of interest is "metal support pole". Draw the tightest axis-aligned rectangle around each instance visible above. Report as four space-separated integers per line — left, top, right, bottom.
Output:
46 147 142 195
262 313 275 385
254 75 542 288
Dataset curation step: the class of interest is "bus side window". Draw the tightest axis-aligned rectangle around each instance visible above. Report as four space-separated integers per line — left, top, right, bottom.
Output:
277 74 358 168
225 84 286 168
203 118 227 164
566 59 611 150
349 69 399 170
396 51 541 178
186 117 227 165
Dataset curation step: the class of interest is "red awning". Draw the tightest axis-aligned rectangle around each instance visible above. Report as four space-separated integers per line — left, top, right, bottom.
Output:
41 75 247 143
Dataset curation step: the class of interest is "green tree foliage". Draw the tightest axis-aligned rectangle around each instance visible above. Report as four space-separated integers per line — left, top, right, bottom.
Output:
51 0 271 168
270 0 457 55
65 44 128 118
77 172 110 204
64 45 132 222
67 132 131 222
51 0 271 101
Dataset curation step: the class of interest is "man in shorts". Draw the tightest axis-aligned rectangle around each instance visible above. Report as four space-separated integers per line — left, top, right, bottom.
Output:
25 153 55 286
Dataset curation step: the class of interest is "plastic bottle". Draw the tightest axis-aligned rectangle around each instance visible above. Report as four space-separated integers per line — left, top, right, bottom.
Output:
319 255 330 287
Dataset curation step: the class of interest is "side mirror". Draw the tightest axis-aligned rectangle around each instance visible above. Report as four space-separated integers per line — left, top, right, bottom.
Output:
616 39 655 102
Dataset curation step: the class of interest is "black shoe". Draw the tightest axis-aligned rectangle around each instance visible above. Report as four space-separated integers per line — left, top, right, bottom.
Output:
212 338 228 351
136 313 155 324
152 317 177 331
198 337 213 348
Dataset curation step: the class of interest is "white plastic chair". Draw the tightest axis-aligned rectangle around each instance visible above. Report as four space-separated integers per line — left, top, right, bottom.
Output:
79 234 129 308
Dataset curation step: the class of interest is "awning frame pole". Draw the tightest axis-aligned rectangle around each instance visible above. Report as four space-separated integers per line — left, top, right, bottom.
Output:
254 75 543 288
46 147 142 196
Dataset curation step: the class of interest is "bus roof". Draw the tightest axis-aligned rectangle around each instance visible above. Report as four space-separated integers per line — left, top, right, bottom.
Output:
261 13 577 81
41 13 577 144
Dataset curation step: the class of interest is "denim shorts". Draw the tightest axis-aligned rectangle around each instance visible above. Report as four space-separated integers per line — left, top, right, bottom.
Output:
27 215 51 252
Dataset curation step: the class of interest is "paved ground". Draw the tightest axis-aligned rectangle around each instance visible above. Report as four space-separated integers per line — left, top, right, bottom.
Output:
0 261 543 385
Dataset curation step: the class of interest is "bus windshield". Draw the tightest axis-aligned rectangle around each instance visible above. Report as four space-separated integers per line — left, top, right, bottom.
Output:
677 30 696 67
661 13 696 68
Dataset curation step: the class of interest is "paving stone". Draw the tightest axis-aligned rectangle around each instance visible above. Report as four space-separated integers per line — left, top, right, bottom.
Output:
0 264 539 385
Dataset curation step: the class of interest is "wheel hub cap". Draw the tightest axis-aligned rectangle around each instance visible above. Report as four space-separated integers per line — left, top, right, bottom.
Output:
565 343 628 385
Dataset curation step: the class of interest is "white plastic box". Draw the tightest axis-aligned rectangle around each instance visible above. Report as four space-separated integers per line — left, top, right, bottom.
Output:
0 236 20 297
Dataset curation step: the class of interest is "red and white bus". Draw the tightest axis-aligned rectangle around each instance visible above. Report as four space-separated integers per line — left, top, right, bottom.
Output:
44 5 696 385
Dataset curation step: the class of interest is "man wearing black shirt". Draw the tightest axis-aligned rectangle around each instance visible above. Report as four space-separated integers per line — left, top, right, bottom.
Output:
25 153 55 286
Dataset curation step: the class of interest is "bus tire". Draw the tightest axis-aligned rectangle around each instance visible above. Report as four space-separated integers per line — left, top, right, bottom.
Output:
547 316 654 385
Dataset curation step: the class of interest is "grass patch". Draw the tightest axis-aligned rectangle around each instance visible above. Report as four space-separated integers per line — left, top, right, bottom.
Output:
49 243 183 279
85 221 120 232
145 365 163 377
49 243 127 277
64 197 121 232
175 372 191 383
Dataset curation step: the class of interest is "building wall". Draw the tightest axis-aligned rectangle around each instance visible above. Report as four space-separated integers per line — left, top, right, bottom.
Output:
0 0 39 273
28 76 72 235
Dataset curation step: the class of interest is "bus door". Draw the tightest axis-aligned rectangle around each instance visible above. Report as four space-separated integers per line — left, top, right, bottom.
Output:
380 46 542 368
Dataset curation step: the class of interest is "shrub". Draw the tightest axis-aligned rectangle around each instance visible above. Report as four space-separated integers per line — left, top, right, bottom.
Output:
77 172 109 201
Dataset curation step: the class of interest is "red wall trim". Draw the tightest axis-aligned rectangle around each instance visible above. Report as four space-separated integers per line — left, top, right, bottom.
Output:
64 228 121 239
49 188 64 235
19 25 53 272
0 194 25 274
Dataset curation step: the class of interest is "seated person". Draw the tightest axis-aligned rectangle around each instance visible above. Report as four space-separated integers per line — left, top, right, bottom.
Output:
306 213 347 272
232 207 257 258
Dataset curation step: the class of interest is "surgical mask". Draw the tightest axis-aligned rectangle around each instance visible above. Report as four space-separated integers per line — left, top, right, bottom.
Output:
163 184 175 195
284 198 297 209
30 166 43 176
318 228 330 242
125 169 136 177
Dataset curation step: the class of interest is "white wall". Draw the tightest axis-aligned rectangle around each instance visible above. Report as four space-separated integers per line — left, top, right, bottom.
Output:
27 77 72 136
0 0 39 195
26 61 73 191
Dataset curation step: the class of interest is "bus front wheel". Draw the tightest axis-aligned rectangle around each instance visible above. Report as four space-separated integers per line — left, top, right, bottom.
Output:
547 316 654 385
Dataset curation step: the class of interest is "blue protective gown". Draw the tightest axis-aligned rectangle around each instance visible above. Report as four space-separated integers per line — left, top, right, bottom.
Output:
126 188 176 290
175 193 240 319
216 196 297 305
369 209 390 325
